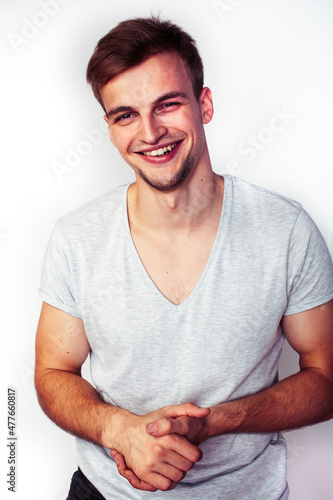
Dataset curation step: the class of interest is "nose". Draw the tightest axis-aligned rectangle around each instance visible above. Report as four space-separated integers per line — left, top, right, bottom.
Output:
137 113 167 145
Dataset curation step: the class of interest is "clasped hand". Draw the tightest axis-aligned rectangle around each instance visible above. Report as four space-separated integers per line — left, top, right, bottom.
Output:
110 403 210 492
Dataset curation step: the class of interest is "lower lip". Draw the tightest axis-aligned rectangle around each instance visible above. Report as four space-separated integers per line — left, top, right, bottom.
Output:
137 141 183 165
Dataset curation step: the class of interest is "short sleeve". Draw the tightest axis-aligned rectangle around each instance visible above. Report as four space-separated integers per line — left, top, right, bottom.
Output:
284 207 333 315
38 222 81 318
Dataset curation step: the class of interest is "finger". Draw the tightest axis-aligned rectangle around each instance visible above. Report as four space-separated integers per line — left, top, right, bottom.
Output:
144 471 179 491
110 449 128 475
163 448 194 473
164 433 203 463
163 403 210 419
112 452 128 476
148 461 186 484
110 449 122 461
147 416 192 437
111 449 178 492
123 470 158 492
111 452 158 492
148 438 200 474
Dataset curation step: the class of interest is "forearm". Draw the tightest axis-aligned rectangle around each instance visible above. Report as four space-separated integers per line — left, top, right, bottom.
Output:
204 368 333 440
35 369 206 491
35 368 127 448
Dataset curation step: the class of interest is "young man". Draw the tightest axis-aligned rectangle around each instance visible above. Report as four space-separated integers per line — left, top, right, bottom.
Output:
35 16 333 499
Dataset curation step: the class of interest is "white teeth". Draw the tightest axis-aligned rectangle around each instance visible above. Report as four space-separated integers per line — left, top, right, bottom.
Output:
142 143 178 157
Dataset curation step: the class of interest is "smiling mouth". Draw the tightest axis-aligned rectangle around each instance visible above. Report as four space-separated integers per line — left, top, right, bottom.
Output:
138 142 180 158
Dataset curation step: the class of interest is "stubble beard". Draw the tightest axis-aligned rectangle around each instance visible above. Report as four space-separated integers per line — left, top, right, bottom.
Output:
136 154 195 192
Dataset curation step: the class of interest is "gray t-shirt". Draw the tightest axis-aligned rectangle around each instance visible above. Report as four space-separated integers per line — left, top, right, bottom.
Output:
39 175 333 499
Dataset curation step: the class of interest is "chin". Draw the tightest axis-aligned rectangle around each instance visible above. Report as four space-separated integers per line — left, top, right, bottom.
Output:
137 156 195 192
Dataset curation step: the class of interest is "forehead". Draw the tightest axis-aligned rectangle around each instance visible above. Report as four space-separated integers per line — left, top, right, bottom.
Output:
101 52 194 110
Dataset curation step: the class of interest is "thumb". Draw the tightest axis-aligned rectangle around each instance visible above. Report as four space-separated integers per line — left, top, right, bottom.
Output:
146 418 174 436
146 415 202 438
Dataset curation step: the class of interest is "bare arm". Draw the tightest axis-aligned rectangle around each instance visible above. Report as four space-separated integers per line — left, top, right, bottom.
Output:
35 302 207 491
145 300 333 444
35 302 112 444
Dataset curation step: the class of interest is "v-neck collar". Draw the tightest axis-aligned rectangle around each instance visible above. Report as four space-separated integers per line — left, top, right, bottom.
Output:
123 175 228 311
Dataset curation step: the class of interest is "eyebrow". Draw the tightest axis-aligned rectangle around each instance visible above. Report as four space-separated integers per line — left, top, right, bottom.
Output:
105 91 189 119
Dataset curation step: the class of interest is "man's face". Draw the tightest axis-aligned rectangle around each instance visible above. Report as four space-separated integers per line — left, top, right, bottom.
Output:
101 52 213 192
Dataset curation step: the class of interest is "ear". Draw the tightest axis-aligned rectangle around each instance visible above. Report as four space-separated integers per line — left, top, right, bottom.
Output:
104 115 116 147
199 87 214 124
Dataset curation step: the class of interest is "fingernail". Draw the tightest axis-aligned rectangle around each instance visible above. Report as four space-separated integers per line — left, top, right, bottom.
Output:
147 422 156 434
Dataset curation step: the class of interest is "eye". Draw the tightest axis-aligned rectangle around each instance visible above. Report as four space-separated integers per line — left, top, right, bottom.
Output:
165 102 181 108
115 113 135 123
161 102 181 109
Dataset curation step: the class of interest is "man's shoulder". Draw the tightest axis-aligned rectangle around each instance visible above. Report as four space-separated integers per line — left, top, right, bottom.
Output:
226 174 302 218
56 183 129 231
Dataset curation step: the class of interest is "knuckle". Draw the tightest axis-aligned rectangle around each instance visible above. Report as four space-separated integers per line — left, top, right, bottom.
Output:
136 465 146 478
183 418 191 433
183 461 194 472
185 402 195 412
190 448 201 463
144 455 156 471
174 469 186 482
162 434 173 447
118 469 127 478
164 419 173 433
159 479 176 491
152 443 165 458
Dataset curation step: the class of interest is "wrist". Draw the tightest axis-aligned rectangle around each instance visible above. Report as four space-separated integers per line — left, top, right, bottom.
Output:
100 406 134 450
201 402 246 440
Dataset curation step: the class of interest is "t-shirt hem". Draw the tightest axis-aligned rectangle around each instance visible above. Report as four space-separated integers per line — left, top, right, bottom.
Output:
38 289 81 318
283 292 333 316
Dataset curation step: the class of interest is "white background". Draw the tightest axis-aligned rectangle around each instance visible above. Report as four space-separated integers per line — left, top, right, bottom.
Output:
1 0 333 498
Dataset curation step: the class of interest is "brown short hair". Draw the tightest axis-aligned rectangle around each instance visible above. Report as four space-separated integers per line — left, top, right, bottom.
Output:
86 16 204 111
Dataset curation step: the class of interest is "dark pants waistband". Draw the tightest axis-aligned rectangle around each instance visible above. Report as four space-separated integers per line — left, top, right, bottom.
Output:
66 468 105 500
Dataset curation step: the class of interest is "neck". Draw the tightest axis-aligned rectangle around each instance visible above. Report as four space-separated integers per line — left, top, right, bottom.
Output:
127 165 224 235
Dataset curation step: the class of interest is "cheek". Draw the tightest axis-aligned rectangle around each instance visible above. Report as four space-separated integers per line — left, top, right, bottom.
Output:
179 112 202 133
107 126 116 147
110 131 129 152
